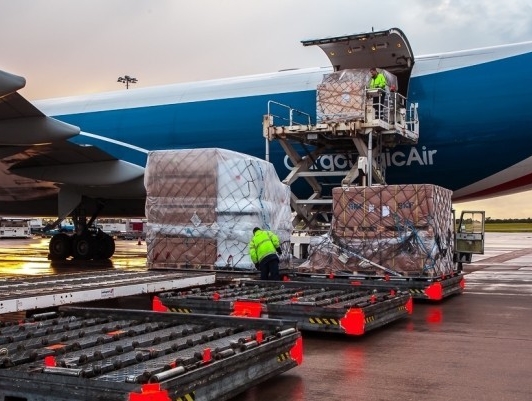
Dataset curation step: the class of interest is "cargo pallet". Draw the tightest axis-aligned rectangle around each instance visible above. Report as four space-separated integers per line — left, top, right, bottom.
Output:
0 306 302 401
156 280 413 336
289 272 465 301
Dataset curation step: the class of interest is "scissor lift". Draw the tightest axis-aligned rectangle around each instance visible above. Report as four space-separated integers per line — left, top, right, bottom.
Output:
264 101 418 229
0 306 302 401
263 29 419 230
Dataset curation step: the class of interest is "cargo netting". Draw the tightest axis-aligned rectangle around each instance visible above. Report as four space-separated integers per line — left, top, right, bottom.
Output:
144 148 292 270
298 184 455 277
317 68 398 123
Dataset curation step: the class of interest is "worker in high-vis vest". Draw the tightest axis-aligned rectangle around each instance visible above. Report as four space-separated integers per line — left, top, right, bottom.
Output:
249 227 281 280
369 67 387 119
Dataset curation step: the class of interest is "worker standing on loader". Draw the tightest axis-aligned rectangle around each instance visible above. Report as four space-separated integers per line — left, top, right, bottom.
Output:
249 227 282 280
369 67 387 119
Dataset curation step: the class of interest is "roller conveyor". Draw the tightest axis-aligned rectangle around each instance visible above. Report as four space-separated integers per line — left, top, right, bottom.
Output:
0 269 216 315
157 280 413 336
0 306 302 401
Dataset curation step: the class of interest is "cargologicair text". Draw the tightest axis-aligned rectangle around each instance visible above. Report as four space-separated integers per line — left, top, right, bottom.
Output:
283 146 437 171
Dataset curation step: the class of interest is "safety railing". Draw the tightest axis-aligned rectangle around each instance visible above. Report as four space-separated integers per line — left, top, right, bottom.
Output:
266 100 312 127
364 89 419 139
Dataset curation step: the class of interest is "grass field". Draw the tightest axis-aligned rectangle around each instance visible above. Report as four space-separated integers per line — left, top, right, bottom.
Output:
484 223 532 232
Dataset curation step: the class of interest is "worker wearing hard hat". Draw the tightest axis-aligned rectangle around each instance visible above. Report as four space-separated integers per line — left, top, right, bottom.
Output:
249 227 282 280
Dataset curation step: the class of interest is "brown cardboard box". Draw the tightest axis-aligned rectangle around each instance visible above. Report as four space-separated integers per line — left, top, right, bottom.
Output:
316 68 398 123
332 184 453 236
145 150 217 198
145 149 293 270
145 198 216 225
306 184 455 276
147 236 217 268
317 69 368 123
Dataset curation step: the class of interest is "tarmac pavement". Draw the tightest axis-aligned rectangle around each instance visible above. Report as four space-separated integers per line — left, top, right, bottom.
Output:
0 232 531 400
233 232 532 401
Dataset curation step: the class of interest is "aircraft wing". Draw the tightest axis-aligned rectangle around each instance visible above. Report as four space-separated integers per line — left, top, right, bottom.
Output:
0 69 146 218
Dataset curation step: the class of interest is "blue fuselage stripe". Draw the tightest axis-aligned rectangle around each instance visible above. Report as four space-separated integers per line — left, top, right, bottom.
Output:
54 52 532 194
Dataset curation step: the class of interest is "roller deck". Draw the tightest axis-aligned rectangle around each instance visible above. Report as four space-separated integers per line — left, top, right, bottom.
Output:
0 306 302 401
157 280 413 336
289 272 465 301
0 270 216 315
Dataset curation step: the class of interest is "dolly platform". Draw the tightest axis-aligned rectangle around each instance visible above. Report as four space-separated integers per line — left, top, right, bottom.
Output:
290 272 465 301
156 280 412 336
0 269 215 315
0 306 302 401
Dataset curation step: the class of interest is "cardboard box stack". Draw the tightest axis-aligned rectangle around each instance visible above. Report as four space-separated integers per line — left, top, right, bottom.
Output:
144 148 292 270
300 184 454 277
317 68 398 123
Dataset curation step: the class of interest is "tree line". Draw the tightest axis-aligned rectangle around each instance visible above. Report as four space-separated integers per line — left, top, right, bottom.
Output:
485 218 532 223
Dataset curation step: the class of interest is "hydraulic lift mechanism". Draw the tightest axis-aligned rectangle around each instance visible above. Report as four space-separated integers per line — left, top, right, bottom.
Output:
263 28 419 230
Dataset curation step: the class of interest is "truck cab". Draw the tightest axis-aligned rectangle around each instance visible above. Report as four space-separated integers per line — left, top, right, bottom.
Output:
454 210 486 271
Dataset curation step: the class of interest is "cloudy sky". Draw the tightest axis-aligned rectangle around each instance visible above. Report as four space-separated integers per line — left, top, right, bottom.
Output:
1 0 532 218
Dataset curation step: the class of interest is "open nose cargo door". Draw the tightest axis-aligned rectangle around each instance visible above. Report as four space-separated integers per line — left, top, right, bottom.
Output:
301 27 415 96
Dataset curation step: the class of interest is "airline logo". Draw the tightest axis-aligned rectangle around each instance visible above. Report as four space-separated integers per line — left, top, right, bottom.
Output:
383 146 437 168
283 146 437 171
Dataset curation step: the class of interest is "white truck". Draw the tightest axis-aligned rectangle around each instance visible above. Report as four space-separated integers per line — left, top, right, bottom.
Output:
0 218 32 238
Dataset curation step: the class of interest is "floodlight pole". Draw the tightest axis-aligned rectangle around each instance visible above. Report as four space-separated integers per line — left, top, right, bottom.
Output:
117 75 138 89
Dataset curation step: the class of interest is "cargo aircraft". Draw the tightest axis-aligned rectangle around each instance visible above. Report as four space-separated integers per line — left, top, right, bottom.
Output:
1 28 531 260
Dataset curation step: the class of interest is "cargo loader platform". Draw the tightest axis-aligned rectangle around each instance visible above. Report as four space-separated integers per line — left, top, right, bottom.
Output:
0 270 216 315
156 280 413 336
0 306 302 401
289 272 465 301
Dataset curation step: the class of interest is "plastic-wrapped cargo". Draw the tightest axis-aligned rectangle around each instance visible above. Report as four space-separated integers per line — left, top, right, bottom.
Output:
316 68 398 123
144 148 292 269
300 184 454 276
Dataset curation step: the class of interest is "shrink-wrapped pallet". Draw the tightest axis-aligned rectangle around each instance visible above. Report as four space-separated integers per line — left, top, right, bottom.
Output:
332 184 451 236
317 69 367 123
144 148 292 270
300 184 454 276
317 68 398 123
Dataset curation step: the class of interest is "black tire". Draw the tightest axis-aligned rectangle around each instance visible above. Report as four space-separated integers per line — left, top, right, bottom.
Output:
49 233 72 260
94 234 116 260
72 234 95 260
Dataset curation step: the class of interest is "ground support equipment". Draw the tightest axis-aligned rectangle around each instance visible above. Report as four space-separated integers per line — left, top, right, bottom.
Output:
153 266 294 283
290 272 465 301
157 280 412 336
0 306 302 401
0 270 216 315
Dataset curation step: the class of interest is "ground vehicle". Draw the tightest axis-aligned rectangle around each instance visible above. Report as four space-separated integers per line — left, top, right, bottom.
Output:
0 218 31 238
96 218 146 239
454 210 486 270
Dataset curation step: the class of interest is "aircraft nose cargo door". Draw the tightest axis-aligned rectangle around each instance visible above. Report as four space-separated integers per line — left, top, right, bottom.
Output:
301 27 415 97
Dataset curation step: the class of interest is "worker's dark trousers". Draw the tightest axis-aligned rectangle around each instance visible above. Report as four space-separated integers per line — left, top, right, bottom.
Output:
259 255 280 280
